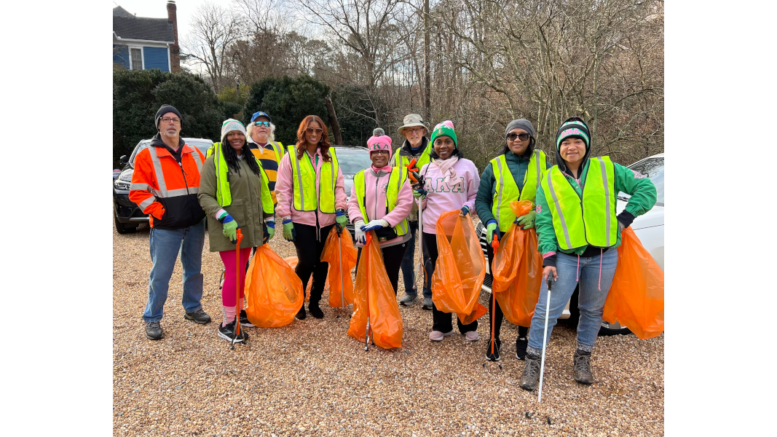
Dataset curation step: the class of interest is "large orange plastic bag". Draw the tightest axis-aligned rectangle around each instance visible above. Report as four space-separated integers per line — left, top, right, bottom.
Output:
347 233 403 349
431 211 488 325
245 245 304 327
320 227 358 307
490 200 543 326
602 227 664 339
283 256 328 302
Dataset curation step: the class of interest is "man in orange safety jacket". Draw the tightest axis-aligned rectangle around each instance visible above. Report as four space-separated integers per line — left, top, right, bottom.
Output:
130 104 211 341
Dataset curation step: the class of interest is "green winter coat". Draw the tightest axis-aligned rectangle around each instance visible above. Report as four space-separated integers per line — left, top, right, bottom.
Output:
535 158 657 256
198 156 270 252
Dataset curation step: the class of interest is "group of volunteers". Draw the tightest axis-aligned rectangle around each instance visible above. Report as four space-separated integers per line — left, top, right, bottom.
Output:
130 104 656 391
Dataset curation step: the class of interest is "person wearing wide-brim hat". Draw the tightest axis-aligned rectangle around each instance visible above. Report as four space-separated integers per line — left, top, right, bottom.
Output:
519 117 656 391
475 118 549 362
390 114 435 309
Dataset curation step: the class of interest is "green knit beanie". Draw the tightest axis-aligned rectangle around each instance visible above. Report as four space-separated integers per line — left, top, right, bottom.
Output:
429 120 457 147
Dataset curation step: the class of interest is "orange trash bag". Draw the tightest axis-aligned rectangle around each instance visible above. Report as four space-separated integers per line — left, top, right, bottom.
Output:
602 227 665 340
347 233 403 349
245 245 304 328
283 256 328 302
431 210 488 325
490 200 543 326
320 227 358 307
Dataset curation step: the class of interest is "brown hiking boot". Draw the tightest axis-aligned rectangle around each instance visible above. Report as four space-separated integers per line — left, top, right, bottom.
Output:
519 354 541 391
573 350 595 384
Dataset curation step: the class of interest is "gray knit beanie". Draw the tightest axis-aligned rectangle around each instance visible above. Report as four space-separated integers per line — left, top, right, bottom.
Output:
504 119 535 138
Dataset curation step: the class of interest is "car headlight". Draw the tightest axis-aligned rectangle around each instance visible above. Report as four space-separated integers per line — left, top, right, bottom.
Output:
114 170 133 190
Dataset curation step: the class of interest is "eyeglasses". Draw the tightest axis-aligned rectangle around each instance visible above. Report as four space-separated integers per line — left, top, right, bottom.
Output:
404 127 424 134
371 150 390 155
306 128 323 134
506 132 530 142
254 121 270 127
161 117 180 124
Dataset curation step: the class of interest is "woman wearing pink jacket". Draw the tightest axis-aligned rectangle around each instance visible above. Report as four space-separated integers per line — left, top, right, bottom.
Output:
275 115 348 320
416 121 482 342
347 129 414 295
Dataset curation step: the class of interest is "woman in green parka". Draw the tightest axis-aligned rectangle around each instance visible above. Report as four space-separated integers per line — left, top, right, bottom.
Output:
519 117 656 391
198 119 275 343
475 118 547 362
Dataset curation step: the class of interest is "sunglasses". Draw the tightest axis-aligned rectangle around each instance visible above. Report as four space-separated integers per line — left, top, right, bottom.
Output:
306 128 323 134
507 132 530 142
254 121 270 127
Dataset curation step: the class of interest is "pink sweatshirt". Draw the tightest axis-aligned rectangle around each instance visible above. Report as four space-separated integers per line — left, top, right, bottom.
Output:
275 147 348 228
419 158 480 235
347 166 414 247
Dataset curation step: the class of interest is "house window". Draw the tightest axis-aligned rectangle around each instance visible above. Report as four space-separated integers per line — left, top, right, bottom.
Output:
130 48 143 70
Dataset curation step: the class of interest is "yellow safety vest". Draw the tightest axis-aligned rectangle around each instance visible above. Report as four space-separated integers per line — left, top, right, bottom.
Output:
396 141 433 174
210 142 274 215
490 150 547 232
286 145 340 213
541 157 618 250
353 167 409 237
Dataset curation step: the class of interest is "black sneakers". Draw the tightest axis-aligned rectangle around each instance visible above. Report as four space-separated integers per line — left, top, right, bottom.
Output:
145 321 163 340
295 305 307 320
516 337 528 360
485 338 502 361
573 350 595 384
519 353 541 391
240 310 255 328
184 308 212 324
309 304 324 319
218 318 249 343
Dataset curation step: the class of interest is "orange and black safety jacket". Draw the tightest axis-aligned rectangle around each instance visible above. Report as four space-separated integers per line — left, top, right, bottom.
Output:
129 134 206 229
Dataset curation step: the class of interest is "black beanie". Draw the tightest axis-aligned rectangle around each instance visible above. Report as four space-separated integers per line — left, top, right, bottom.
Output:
555 117 590 151
155 104 182 129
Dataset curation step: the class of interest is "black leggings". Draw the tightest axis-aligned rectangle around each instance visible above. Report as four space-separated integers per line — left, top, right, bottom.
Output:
423 232 478 334
356 242 409 295
486 243 529 341
293 223 334 306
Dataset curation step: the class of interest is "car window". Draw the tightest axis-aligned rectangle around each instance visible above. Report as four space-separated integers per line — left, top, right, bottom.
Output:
621 157 664 204
129 141 151 166
336 150 372 175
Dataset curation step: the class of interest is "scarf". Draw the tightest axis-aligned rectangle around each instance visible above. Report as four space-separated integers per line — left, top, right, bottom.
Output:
431 155 461 190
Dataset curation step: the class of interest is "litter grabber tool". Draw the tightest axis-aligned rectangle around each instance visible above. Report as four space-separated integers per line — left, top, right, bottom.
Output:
364 233 373 351
231 228 246 350
538 275 553 402
337 228 345 318
406 157 427 293
485 234 502 370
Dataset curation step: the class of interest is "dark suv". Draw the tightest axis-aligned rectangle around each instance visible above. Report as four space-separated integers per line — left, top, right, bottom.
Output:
113 138 213 234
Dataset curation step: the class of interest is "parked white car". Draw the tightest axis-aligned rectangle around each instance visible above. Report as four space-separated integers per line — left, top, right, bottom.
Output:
477 153 664 335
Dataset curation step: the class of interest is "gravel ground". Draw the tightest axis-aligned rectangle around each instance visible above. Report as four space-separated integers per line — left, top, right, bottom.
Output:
114 222 664 436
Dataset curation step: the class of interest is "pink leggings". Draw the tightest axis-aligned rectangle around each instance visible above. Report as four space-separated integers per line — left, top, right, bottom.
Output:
219 248 252 307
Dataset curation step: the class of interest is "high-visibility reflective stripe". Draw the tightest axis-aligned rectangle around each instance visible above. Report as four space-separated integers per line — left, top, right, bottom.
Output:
139 196 155 211
161 188 196 198
599 158 612 246
293 153 305 211
130 183 149 191
189 147 203 173
495 157 504 226
395 168 407 234
535 150 542 183
148 147 167 194
546 171 572 249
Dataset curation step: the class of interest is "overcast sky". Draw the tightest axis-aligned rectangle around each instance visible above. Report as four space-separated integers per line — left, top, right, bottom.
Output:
112 0 210 47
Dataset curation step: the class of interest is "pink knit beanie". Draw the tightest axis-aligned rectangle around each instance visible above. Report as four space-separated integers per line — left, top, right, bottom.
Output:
366 128 393 160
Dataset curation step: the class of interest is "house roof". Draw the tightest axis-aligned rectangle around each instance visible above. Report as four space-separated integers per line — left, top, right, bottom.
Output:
113 8 174 43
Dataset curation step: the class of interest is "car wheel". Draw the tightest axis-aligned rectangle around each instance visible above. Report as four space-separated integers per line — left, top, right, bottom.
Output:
114 213 137 234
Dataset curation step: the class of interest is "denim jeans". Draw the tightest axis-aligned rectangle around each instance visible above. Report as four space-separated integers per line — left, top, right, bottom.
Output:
528 249 619 351
399 220 427 297
142 219 206 322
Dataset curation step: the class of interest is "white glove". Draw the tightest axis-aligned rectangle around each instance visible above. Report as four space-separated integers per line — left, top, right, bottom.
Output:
361 219 390 233
354 220 366 244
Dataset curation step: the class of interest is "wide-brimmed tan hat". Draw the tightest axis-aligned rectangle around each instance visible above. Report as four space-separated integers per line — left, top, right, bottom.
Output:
397 113 429 135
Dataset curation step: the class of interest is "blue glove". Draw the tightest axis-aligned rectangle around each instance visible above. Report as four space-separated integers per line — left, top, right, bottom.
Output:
263 221 275 244
413 188 427 199
460 205 470 217
361 219 389 233
335 209 347 234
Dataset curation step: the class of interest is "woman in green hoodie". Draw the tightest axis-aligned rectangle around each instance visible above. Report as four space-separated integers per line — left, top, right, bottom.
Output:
475 119 547 362
519 117 656 391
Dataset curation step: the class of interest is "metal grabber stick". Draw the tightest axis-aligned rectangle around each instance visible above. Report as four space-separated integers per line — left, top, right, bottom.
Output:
338 226 345 314
485 235 502 370
538 275 553 401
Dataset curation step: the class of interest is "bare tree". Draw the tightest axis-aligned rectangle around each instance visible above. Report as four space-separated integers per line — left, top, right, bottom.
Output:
183 2 246 93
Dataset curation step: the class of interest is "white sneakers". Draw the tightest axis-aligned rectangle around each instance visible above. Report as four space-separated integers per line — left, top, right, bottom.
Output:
428 330 480 341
